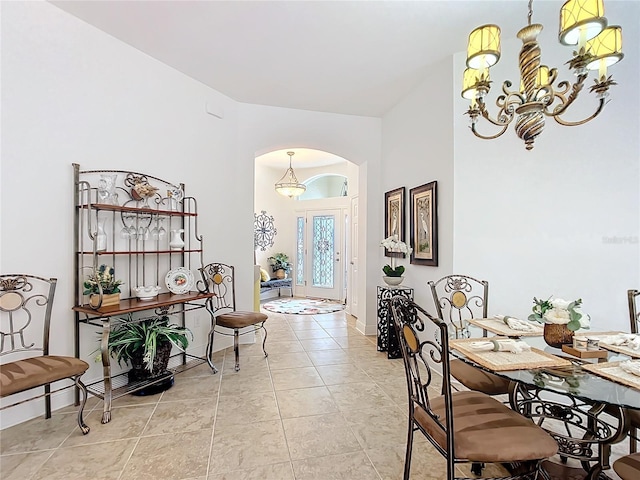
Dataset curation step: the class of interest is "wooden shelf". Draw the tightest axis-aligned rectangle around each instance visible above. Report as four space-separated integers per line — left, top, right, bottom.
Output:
77 203 197 217
73 291 214 316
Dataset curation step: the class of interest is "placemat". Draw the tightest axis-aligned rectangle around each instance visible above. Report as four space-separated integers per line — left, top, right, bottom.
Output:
574 331 640 359
449 338 572 372
468 318 543 337
583 361 640 391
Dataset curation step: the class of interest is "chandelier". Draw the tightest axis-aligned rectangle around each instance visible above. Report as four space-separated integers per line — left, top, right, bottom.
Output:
274 151 306 197
462 0 624 150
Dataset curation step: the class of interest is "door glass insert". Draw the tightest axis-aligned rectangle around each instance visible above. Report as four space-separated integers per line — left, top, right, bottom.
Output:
312 215 335 288
296 216 305 286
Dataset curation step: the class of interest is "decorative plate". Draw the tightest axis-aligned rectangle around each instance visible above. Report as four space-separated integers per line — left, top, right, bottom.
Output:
165 267 194 295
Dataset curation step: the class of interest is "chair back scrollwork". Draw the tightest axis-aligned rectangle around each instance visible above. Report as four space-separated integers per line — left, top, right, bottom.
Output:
389 296 455 460
199 263 236 315
629 289 640 334
428 274 488 339
0 274 55 359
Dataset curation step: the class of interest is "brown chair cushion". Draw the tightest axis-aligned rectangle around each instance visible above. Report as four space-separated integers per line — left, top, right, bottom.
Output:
450 359 511 395
217 311 268 329
414 390 558 463
1 356 89 397
614 452 640 480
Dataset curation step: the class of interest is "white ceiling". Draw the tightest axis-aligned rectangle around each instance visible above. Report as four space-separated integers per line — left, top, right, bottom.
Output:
49 0 548 117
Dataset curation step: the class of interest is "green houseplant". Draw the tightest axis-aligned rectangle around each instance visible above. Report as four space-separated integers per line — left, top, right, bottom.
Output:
268 252 291 279
106 315 192 381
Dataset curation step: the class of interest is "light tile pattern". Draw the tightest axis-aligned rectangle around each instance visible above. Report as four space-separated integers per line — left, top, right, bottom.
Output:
0 308 627 479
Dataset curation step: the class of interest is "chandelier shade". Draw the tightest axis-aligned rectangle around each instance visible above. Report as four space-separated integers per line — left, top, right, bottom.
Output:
275 151 306 198
466 24 501 69
559 0 606 46
585 26 623 73
461 0 623 151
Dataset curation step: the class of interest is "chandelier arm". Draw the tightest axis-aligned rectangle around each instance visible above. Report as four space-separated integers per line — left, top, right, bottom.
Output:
470 121 509 140
476 94 519 127
552 98 607 127
547 75 587 117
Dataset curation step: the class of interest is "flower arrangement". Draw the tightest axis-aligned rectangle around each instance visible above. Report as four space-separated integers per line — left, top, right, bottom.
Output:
380 235 412 277
528 296 590 331
83 264 124 295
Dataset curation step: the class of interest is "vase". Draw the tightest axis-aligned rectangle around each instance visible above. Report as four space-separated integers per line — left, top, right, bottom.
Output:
128 341 172 382
169 229 185 250
97 174 118 205
543 323 574 348
89 292 120 309
96 218 107 252
383 276 404 286
275 269 286 279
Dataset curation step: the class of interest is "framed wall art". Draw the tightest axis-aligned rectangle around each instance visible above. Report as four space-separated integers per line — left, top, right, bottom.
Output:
384 187 405 257
410 181 438 266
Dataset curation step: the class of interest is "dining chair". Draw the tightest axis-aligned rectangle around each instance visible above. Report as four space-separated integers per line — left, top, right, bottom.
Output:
0 274 90 434
627 289 640 452
389 296 558 480
199 262 268 373
613 452 640 479
428 274 511 396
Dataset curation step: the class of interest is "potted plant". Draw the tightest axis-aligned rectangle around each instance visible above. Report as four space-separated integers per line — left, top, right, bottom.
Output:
268 252 291 279
380 236 412 286
84 264 124 308
106 315 192 382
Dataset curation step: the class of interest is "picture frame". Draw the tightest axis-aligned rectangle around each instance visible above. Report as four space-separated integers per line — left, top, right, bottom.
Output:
384 187 405 258
410 181 438 266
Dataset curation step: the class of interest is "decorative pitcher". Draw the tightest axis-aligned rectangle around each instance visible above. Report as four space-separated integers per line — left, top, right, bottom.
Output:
169 229 185 250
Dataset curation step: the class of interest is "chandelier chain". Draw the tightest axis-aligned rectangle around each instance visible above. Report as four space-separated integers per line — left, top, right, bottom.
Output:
527 0 533 26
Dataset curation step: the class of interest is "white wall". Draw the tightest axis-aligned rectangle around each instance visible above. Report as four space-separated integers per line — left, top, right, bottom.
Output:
238 103 381 329
1 2 382 427
381 56 455 310
452 1 640 332
1 1 241 428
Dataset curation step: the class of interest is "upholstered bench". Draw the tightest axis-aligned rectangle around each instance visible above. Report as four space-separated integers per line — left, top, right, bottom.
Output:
260 278 293 300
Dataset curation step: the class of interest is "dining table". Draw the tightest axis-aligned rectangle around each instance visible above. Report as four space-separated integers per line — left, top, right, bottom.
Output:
448 318 640 480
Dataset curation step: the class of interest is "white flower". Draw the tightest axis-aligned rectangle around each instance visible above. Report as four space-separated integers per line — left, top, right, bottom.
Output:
543 307 571 324
550 298 571 310
380 235 413 255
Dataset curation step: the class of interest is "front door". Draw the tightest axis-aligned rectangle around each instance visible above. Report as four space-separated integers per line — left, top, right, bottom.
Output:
305 209 342 300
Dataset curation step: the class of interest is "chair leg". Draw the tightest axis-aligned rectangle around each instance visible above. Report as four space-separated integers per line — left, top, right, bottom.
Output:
233 328 240 372
631 426 638 453
261 323 268 358
45 384 51 419
74 376 90 435
206 326 219 374
404 417 414 480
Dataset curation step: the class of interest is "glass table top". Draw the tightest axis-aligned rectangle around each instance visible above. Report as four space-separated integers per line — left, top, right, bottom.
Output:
452 328 640 410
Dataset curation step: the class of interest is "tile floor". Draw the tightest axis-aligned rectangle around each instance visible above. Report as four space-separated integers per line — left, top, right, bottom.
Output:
0 308 628 479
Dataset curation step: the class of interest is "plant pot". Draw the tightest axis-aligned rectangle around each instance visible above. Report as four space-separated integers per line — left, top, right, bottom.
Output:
128 341 172 382
382 276 404 286
543 323 574 349
89 292 120 309
275 269 286 279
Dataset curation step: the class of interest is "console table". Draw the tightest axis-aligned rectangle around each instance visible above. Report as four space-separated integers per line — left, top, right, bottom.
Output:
377 285 413 359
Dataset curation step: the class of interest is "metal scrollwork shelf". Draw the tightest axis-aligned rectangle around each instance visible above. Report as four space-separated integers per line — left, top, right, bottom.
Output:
72 164 216 424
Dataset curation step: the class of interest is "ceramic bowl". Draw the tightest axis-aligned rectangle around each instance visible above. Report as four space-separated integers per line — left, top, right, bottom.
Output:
133 285 160 300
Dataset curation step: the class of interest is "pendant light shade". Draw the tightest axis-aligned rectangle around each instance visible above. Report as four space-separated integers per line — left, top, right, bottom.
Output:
275 151 306 198
585 25 623 71
559 0 606 46
466 24 501 69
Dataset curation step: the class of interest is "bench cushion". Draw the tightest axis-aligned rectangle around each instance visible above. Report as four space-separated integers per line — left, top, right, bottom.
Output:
1 356 89 397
